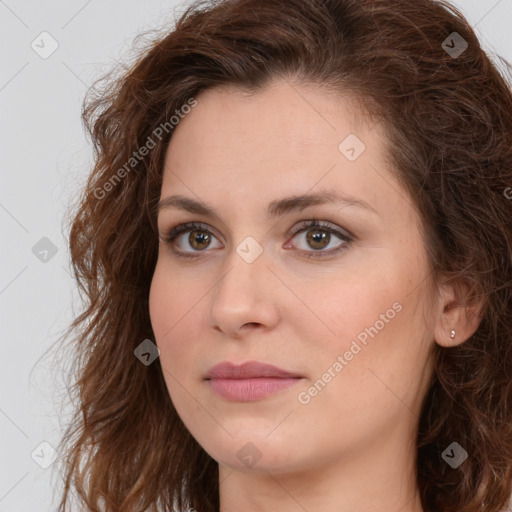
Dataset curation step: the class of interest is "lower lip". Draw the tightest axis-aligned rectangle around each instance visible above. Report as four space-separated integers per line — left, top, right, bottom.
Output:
207 377 302 401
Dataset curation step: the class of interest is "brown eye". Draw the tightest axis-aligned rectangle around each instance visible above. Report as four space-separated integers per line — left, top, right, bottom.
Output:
161 222 222 257
188 229 211 250
163 219 353 260
285 220 353 259
305 229 331 250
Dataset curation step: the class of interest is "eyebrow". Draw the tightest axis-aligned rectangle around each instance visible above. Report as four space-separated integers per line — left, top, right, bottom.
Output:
156 189 379 220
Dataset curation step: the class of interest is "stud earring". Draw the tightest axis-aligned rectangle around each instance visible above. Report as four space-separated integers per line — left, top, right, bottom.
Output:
450 329 456 339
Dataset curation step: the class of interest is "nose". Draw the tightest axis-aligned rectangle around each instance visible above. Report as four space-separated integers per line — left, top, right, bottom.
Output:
208 245 280 339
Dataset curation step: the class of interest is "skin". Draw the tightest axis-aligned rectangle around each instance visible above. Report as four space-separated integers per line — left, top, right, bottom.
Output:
149 78 482 512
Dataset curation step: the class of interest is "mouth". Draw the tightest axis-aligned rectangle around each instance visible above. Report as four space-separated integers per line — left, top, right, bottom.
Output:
204 360 304 401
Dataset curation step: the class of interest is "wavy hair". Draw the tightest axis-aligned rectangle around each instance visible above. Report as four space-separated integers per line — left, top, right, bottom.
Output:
55 0 512 510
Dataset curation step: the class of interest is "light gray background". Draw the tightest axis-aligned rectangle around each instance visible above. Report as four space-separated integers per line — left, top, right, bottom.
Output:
1 1 511 511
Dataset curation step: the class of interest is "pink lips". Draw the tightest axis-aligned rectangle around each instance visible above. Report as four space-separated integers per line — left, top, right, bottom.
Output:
205 361 303 401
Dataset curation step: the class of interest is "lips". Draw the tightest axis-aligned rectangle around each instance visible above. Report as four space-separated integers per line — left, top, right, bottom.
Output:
204 360 304 401
205 360 303 380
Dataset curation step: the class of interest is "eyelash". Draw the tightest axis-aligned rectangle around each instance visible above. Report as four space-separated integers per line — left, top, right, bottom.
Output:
161 220 353 260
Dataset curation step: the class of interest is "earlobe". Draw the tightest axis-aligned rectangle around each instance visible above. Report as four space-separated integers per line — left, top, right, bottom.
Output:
434 319 465 348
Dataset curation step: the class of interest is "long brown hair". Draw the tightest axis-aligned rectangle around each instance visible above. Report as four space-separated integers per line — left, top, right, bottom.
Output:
55 0 512 510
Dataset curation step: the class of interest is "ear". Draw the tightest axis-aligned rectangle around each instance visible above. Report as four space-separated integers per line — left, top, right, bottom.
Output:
433 279 485 348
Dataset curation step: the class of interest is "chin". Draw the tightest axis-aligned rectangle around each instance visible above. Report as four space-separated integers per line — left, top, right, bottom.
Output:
202 434 310 475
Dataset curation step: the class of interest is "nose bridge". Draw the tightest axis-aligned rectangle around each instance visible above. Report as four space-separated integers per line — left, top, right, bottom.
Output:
209 237 278 333
213 238 265 305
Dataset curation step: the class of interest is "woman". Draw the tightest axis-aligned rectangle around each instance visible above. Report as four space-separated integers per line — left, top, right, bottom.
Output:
56 0 512 511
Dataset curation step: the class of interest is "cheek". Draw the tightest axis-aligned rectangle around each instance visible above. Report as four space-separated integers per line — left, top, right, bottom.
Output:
294 273 398 351
149 262 208 378
293 290 426 439
149 266 195 410
149 264 188 360
297 271 423 390
148 263 171 339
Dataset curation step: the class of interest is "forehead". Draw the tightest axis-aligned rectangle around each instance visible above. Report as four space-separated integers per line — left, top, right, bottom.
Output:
159 79 410 228
171 79 375 145
164 80 380 175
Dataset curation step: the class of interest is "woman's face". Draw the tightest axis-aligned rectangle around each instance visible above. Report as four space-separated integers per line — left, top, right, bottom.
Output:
149 79 437 476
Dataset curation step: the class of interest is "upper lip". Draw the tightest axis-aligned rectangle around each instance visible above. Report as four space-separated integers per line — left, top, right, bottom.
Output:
205 361 303 379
